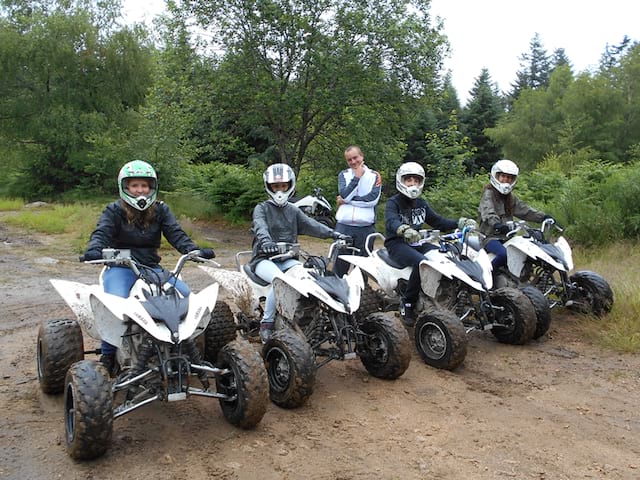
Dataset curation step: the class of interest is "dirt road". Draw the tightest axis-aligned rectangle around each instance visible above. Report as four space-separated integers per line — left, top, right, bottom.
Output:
1 218 639 479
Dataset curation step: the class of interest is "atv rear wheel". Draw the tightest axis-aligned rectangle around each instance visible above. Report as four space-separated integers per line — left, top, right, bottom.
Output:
489 287 536 345
358 312 411 379
414 309 467 370
519 285 552 339
216 339 268 428
37 319 84 394
204 302 238 363
263 329 316 408
64 360 113 460
569 271 614 316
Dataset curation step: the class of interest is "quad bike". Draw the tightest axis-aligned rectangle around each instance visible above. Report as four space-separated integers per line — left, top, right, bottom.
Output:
340 228 539 370
200 239 411 409
36 248 268 460
479 218 614 318
291 186 336 228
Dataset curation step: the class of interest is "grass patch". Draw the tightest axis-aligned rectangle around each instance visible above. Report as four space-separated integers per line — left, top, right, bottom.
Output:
572 240 640 353
0 198 24 211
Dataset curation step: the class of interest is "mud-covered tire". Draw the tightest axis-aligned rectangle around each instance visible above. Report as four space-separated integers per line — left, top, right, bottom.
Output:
216 338 268 428
358 312 411 379
64 360 113 460
204 302 238 363
357 284 385 321
489 287 537 345
569 271 614 316
414 309 468 370
37 319 84 394
262 329 316 409
519 285 552 339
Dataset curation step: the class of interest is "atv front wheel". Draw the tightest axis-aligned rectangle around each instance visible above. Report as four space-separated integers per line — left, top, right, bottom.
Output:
216 339 268 428
519 285 552 339
204 302 238 363
358 312 411 379
414 309 467 370
263 329 316 408
569 271 614 316
37 319 84 394
64 360 113 460
489 287 536 345
357 284 385 321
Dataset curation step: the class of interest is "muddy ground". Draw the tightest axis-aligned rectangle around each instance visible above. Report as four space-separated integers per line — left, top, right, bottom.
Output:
1 216 639 480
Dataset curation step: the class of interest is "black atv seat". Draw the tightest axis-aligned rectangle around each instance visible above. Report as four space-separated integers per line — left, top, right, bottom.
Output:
378 248 405 269
243 264 271 287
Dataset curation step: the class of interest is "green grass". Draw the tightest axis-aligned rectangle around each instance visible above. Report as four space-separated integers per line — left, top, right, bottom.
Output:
0 198 24 211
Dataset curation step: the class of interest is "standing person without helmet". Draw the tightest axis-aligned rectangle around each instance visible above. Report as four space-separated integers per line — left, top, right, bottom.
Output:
334 145 382 277
385 162 476 327
83 160 215 373
251 163 352 343
478 159 554 271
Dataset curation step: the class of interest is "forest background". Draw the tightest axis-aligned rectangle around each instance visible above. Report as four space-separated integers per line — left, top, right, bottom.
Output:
1 0 640 248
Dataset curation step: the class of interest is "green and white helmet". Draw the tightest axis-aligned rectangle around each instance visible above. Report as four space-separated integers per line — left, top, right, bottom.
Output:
117 160 158 211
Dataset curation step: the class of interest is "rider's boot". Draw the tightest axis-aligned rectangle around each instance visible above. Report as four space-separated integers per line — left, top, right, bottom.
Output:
259 320 275 344
399 300 416 328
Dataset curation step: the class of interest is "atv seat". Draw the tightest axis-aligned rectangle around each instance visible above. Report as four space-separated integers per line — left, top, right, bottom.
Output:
243 264 271 287
377 248 405 269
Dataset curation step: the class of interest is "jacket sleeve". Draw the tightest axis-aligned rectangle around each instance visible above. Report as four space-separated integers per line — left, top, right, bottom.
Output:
252 203 274 247
513 197 546 223
159 203 198 254
349 171 382 207
85 204 118 255
296 206 334 238
478 188 502 229
384 196 404 239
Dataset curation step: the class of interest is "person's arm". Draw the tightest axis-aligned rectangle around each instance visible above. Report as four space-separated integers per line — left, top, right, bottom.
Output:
252 203 275 245
478 188 501 227
384 196 405 239
513 197 546 223
84 204 118 255
159 202 198 254
296 207 334 238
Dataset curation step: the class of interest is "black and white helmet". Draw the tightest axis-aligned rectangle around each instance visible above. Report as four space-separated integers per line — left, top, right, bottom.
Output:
263 163 296 207
395 162 425 199
490 159 519 195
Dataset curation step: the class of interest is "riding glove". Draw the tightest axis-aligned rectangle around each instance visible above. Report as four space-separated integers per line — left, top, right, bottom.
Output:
82 250 103 261
493 223 511 235
261 241 280 254
198 248 216 259
458 217 477 229
397 224 421 243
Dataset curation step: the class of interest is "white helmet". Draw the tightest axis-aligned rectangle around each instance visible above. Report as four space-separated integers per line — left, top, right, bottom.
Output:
117 160 157 211
490 159 519 195
396 162 425 199
264 163 296 206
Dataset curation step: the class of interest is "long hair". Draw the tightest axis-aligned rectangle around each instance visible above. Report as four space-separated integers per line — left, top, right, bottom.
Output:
485 184 514 217
120 199 156 228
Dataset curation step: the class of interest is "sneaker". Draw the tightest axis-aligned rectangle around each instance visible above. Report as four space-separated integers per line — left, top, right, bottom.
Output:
259 322 275 344
99 353 116 375
399 301 416 328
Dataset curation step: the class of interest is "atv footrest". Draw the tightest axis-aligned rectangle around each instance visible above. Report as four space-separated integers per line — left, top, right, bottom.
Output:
343 352 357 360
168 392 187 402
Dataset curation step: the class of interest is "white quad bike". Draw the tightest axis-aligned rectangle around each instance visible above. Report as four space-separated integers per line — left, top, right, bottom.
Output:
36 248 268 460
291 186 335 228
482 218 614 318
341 228 539 370
200 239 411 409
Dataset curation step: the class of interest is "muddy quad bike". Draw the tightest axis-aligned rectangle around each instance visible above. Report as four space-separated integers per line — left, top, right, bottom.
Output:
291 186 335 228
481 218 614 319
341 228 538 370
36 249 268 460
200 239 411 409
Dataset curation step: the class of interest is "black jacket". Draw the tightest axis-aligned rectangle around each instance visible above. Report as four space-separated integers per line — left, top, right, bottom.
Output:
85 200 197 266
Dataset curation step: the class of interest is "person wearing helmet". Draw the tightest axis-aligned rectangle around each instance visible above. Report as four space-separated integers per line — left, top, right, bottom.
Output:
478 159 553 270
333 145 382 276
250 163 351 342
385 162 476 327
82 160 215 372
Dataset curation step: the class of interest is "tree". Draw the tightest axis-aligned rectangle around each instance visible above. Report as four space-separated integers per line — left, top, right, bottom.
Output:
460 68 504 173
182 0 447 173
0 0 154 197
506 33 552 108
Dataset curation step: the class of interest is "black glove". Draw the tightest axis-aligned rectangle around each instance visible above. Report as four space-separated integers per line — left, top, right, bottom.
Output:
493 223 511 235
332 232 353 244
82 250 103 261
261 241 280 254
543 214 555 224
198 248 216 259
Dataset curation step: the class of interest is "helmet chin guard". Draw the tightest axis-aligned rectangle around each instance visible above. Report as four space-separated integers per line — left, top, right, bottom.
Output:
490 159 519 195
395 162 425 199
264 163 296 206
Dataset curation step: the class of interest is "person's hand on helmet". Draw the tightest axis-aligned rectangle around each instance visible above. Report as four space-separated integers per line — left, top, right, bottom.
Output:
198 248 216 259
493 223 511 235
82 250 103 262
397 224 421 243
458 217 477 230
332 232 353 244
261 241 280 255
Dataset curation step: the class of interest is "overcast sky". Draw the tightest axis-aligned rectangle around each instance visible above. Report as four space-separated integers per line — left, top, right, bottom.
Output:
429 0 639 104
123 0 639 105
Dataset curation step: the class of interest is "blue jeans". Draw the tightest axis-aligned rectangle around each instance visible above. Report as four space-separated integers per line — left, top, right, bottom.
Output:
254 258 300 324
333 223 377 277
485 239 507 270
100 266 190 355
386 241 437 304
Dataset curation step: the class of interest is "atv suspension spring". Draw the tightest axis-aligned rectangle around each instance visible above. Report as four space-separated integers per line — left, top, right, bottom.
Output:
182 339 209 389
133 334 156 376
455 290 470 318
